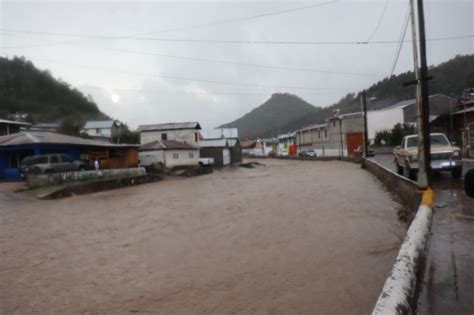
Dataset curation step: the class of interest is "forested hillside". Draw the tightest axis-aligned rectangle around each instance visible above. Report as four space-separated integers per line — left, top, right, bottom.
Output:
221 54 474 138
0 56 108 123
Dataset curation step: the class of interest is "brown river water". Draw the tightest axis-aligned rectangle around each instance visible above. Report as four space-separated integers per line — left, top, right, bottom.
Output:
0 159 404 314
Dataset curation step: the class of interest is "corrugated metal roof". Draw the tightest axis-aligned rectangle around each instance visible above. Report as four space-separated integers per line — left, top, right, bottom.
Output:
297 123 327 132
83 120 119 129
138 122 201 132
453 107 474 115
200 128 238 139
0 119 31 126
199 139 228 148
277 132 296 140
0 131 139 148
140 140 197 151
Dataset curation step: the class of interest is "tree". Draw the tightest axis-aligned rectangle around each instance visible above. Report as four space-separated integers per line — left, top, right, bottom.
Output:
112 124 140 144
59 117 82 136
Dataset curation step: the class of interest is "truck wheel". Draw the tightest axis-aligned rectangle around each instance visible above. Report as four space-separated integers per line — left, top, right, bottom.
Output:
396 163 403 175
451 167 462 179
404 164 417 180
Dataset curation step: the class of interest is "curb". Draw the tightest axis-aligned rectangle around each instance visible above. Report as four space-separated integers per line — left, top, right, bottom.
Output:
372 190 434 315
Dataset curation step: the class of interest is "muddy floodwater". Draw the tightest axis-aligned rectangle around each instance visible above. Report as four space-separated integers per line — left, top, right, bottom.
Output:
0 159 405 314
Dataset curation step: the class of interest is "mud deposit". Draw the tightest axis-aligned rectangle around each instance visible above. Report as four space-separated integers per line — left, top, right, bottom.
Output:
0 159 404 314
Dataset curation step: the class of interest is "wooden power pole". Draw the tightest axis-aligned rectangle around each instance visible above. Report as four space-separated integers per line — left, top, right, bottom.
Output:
409 0 431 188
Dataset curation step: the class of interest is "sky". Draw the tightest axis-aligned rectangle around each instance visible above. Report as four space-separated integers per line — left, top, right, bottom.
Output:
0 0 472 129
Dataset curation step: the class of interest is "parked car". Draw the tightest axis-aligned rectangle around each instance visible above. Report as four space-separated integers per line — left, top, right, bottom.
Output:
299 149 317 158
354 145 375 157
198 157 214 167
393 133 462 179
20 154 87 176
306 149 317 157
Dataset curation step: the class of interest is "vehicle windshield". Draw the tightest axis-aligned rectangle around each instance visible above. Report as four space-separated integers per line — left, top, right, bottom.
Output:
406 134 450 148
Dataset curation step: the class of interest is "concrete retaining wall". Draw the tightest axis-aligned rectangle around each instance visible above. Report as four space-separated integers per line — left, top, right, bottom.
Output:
28 168 146 188
39 174 162 199
362 158 421 216
372 204 433 315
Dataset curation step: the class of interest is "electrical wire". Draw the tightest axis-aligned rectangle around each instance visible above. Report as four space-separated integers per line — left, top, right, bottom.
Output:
367 0 389 42
389 4 411 77
2 28 472 45
0 52 353 91
0 1 338 50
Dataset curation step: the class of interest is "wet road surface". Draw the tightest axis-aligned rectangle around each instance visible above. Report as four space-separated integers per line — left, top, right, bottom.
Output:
0 159 404 314
372 154 474 314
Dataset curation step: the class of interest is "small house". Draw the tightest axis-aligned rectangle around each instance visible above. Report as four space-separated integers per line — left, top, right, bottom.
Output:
0 131 139 180
0 119 31 136
139 140 199 168
138 122 201 146
200 128 242 163
199 139 231 166
82 120 123 140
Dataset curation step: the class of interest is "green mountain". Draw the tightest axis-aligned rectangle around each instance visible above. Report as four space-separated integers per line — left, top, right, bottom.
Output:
221 93 319 138
221 54 474 138
0 56 108 123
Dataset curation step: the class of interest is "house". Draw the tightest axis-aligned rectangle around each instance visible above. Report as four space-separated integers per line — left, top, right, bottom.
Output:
253 138 278 156
241 139 256 155
200 128 242 163
0 119 31 136
139 140 199 168
199 139 232 166
81 120 123 140
0 131 139 180
295 112 364 157
30 123 60 132
277 132 297 156
200 128 239 140
138 122 201 145
367 104 405 141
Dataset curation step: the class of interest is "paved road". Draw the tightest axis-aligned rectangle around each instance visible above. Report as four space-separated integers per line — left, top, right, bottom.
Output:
0 159 404 315
372 154 474 314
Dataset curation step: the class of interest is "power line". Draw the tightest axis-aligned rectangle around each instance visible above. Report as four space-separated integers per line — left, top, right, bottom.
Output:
73 45 383 77
366 0 389 42
0 52 354 91
389 4 411 77
0 1 338 50
0 33 381 77
2 28 472 45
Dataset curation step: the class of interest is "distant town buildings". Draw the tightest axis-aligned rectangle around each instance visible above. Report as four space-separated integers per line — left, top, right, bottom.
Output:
81 120 123 140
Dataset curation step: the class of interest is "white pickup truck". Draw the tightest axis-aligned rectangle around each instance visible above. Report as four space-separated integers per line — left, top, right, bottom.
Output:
393 133 462 179
198 157 214 167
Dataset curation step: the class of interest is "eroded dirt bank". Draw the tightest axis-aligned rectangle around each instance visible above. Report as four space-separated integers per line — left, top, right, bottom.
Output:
0 159 404 314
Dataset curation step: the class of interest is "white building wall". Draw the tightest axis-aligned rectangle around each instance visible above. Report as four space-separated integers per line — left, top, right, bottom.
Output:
164 149 200 168
84 128 112 138
140 129 199 145
367 107 404 140
138 150 164 166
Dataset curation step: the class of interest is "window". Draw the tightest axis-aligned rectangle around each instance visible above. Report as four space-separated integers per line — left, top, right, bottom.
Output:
96 128 101 134
318 131 321 138
172 153 179 159
188 152 194 158
50 155 60 164
60 155 73 163
324 130 328 138
161 133 168 141
195 133 198 142
36 156 48 164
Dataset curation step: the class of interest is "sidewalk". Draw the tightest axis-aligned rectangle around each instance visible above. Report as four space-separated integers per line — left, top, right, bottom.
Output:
419 182 474 314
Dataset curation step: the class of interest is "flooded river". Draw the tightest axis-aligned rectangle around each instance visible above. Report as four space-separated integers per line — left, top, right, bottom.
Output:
0 159 404 314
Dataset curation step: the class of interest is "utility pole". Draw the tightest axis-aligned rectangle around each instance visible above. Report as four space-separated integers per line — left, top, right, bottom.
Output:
408 0 431 188
361 90 369 158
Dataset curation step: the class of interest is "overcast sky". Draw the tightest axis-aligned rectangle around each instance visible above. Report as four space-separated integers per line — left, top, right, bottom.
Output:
0 0 472 129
